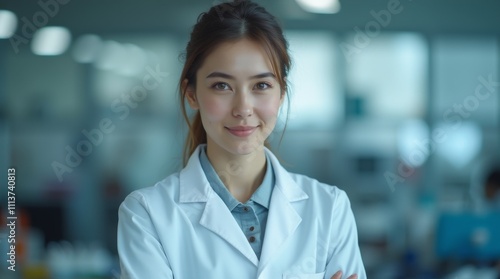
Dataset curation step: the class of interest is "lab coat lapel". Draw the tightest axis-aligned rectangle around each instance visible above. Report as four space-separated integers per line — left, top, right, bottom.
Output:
179 145 259 266
199 194 259 266
257 148 309 276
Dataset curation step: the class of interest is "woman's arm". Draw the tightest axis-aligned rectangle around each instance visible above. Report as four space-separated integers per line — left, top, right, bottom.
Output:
117 194 174 279
324 190 367 279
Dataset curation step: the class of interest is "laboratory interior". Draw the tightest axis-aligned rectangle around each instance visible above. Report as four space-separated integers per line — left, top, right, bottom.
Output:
0 0 499 278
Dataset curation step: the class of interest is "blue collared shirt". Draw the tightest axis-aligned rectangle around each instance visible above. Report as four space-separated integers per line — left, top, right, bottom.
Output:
199 146 275 259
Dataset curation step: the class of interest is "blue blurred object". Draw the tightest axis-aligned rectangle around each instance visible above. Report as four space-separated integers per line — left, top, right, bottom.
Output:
437 211 500 261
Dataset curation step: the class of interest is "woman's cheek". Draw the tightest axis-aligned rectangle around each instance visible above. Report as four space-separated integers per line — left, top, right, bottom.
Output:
258 98 281 119
202 97 227 121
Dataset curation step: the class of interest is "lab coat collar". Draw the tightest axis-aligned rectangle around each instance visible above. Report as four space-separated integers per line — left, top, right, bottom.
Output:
179 144 309 268
179 144 308 203
178 145 212 203
257 146 309 275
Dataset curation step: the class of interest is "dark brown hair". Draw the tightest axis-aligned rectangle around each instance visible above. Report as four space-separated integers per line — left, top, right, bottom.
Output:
179 0 292 165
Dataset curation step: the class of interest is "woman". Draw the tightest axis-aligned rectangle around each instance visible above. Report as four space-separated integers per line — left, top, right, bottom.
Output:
117 1 366 278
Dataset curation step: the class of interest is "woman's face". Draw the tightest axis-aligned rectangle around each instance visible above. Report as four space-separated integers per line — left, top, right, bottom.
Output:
186 38 284 156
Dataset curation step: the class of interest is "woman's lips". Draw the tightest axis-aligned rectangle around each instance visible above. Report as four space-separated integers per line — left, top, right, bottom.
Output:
225 126 257 137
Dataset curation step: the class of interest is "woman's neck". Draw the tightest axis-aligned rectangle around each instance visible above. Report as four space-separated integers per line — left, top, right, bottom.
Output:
206 142 267 203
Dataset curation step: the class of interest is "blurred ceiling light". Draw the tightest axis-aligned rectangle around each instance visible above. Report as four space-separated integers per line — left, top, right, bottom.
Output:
116 44 147 76
72 34 103 63
31 26 72 56
295 0 341 14
94 40 125 71
436 121 482 169
0 10 18 39
397 119 430 167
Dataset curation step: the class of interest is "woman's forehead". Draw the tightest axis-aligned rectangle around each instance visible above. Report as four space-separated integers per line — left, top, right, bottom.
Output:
198 38 275 76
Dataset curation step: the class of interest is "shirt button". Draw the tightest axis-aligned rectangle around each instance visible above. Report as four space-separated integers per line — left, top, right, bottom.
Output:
249 236 256 243
249 226 255 231
243 207 249 212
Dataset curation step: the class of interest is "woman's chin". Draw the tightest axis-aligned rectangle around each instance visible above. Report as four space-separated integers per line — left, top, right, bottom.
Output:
230 140 263 156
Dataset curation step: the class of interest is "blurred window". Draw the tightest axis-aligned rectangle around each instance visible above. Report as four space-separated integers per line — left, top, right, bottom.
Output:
432 36 498 127
284 31 342 130
345 33 428 120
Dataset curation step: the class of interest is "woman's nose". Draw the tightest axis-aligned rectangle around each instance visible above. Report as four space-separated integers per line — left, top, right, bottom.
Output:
232 93 253 118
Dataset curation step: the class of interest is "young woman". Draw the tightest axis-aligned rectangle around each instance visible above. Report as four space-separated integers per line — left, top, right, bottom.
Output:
117 1 366 278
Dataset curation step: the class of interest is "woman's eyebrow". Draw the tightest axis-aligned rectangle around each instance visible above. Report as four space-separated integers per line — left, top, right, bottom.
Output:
206 72 276 79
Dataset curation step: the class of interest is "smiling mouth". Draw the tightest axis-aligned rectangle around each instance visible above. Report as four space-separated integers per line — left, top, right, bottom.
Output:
225 126 258 137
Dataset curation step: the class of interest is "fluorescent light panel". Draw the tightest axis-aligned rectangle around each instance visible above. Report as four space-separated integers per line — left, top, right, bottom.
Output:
72 34 103 63
31 26 72 56
295 0 341 14
0 10 18 39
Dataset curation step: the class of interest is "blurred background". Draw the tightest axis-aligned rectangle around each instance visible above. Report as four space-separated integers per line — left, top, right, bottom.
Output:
0 0 499 278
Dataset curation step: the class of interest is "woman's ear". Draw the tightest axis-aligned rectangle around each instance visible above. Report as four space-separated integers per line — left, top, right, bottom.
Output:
183 78 199 110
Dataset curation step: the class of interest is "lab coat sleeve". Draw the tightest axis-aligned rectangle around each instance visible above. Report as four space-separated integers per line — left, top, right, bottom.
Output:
324 190 367 279
117 193 174 279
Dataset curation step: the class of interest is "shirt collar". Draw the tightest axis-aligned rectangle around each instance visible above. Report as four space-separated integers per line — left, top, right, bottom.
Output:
199 146 275 210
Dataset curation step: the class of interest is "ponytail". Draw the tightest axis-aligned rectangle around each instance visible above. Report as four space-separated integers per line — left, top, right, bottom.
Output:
182 110 206 166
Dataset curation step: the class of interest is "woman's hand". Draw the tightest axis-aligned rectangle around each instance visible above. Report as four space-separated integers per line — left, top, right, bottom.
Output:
330 270 358 279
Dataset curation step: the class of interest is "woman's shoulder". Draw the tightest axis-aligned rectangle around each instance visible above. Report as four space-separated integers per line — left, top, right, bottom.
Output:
268 150 350 203
285 171 350 203
121 171 182 208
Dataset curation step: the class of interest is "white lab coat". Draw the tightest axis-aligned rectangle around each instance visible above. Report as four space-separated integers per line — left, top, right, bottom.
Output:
118 145 366 279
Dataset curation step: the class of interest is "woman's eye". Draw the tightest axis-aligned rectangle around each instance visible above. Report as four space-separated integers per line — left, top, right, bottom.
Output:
212 82 230 91
255 82 271 90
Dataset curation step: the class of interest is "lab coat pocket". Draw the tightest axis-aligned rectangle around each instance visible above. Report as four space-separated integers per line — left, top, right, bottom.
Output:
282 272 326 279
